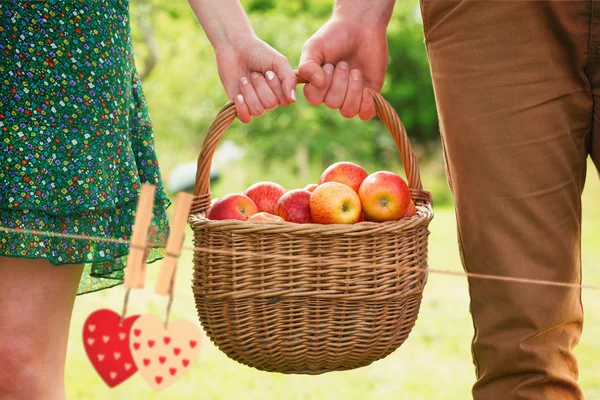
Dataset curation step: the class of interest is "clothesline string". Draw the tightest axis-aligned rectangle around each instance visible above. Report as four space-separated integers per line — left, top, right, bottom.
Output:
0 225 597 291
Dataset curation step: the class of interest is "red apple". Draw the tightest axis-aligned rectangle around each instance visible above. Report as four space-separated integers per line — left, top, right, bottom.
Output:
319 161 368 193
358 171 410 222
405 199 417 218
358 213 365 223
310 182 362 224
244 182 286 215
304 183 318 193
207 193 258 221
276 189 312 223
248 212 285 222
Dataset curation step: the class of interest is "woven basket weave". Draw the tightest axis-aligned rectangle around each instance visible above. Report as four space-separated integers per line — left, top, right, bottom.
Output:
189 74 433 375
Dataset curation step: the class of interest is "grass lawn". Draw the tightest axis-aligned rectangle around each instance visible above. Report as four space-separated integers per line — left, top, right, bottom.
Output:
66 161 600 399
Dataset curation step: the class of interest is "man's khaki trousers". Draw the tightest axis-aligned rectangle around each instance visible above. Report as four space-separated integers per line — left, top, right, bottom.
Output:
421 1 600 399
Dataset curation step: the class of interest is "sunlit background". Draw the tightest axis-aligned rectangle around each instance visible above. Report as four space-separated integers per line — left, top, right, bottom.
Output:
66 0 600 398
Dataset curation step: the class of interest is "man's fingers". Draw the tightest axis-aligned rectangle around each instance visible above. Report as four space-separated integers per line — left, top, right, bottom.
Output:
303 63 334 106
240 76 265 116
235 94 252 124
359 87 376 120
298 40 325 89
340 69 363 118
298 60 326 89
324 62 350 110
251 72 278 110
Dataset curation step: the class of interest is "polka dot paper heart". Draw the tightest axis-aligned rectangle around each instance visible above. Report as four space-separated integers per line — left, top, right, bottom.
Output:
129 314 202 392
83 309 140 388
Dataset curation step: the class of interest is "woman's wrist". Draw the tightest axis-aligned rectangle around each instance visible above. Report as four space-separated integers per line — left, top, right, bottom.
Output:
212 29 256 53
188 0 255 51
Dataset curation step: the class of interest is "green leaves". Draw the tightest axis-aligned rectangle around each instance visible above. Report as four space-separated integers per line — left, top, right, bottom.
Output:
130 0 439 181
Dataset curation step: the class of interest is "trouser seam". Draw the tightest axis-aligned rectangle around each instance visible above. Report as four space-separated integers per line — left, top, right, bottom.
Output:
585 0 594 77
441 142 481 380
424 36 481 380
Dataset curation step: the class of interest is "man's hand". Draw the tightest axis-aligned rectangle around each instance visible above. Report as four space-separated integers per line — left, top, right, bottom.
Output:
216 37 296 124
298 1 394 120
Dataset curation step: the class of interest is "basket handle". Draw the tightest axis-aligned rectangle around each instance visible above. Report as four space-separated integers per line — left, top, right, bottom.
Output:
191 72 426 215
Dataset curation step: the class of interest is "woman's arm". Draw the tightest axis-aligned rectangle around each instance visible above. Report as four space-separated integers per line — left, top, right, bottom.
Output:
188 0 253 51
188 0 296 123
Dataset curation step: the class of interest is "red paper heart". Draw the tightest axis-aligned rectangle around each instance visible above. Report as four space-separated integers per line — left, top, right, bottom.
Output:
83 309 140 388
143 359 151 366
190 341 197 349
182 359 189 367
155 376 163 385
173 348 181 356
159 356 166 365
169 368 177 376
164 337 171 345
148 340 155 348
134 329 141 337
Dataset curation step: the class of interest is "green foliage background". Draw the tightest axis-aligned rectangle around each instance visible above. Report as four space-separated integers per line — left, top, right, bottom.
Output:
128 0 441 199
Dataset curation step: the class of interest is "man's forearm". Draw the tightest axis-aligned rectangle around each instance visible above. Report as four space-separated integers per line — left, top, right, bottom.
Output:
188 0 255 50
333 0 395 28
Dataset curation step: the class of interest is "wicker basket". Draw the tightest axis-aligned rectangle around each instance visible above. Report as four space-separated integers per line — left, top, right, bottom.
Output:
189 74 433 375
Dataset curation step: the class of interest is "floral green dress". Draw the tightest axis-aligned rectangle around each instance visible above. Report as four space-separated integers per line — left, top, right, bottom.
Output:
0 0 171 294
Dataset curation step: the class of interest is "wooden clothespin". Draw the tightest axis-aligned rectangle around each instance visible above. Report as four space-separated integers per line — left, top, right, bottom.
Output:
138 226 158 288
124 184 157 290
155 192 194 296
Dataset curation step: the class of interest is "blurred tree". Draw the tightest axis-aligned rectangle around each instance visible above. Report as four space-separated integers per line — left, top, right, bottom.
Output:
386 2 438 143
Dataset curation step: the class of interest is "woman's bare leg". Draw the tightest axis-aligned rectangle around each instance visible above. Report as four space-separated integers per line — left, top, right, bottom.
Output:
0 257 83 400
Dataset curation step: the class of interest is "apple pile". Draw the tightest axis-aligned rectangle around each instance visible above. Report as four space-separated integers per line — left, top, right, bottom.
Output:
207 162 417 224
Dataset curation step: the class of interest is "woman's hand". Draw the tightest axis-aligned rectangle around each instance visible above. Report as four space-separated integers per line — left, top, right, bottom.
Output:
215 37 296 124
188 0 296 123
